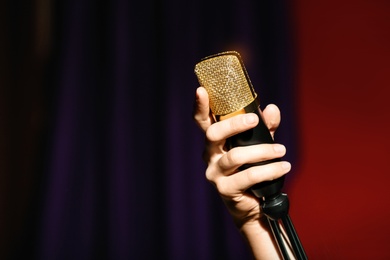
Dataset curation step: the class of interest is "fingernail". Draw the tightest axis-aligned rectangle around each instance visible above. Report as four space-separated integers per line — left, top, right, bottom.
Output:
273 144 286 154
195 88 201 100
281 162 291 170
245 114 257 124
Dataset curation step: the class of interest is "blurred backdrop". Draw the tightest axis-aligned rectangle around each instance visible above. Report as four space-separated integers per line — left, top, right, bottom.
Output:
1 0 389 259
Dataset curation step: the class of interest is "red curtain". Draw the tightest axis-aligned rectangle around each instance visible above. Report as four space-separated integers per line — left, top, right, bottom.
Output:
290 0 390 258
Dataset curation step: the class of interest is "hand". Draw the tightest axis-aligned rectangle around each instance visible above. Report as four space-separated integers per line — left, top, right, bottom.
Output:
193 87 291 229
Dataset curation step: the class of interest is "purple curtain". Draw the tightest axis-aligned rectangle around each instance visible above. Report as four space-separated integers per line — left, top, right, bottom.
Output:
5 0 296 259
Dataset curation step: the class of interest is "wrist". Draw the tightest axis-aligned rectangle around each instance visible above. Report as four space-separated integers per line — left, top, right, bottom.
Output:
239 215 270 237
239 216 282 259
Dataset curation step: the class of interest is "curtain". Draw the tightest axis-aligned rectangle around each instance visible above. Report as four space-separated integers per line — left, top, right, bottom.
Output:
1 0 296 259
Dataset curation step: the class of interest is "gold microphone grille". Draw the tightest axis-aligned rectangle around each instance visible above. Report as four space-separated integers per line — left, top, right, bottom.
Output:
194 51 256 116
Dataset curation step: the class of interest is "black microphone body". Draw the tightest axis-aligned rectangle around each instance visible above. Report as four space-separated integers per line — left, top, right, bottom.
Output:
227 100 285 199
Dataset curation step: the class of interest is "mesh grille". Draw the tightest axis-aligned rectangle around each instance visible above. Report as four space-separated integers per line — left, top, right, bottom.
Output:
194 51 256 116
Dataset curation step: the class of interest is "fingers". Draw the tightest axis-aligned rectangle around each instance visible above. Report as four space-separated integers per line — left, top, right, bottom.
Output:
193 86 281 137
193 85 281 135
218 144 287 173
206 113 259 142
262 104 281 136
193 87 214 132
202 113 260 165
194 86 289 197
217 161 291 196
205 141 290 197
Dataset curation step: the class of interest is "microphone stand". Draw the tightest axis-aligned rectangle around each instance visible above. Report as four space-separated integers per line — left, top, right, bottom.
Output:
260 192 307 260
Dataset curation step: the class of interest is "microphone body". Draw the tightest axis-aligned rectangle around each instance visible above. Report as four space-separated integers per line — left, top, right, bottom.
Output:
194 51 284 198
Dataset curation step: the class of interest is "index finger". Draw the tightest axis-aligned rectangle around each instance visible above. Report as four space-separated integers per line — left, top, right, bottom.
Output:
193 87 214 132
206 113 259 142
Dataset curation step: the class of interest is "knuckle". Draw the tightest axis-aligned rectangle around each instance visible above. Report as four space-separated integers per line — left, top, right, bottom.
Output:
205 126 217 141
205 162 219 183
225 149 240 166
205 167 215 183
215 181 229 196
245 167 258 184
205 169 213 182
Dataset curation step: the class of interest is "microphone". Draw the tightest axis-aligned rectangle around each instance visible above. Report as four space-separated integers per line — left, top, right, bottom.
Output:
195 51 308 260
194 51 285 199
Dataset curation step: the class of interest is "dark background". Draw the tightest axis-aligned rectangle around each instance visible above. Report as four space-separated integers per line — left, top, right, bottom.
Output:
1 0 389 259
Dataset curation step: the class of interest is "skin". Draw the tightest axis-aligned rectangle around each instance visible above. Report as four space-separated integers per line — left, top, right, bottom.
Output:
193 87 293 259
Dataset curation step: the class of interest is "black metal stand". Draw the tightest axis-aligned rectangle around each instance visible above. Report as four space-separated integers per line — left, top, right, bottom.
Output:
261 193 307 260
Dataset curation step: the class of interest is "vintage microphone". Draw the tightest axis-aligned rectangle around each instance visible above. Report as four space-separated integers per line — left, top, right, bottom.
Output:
194 51 307 260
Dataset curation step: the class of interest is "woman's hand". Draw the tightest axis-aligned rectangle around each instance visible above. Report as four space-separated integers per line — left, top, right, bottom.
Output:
193 86 291 229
